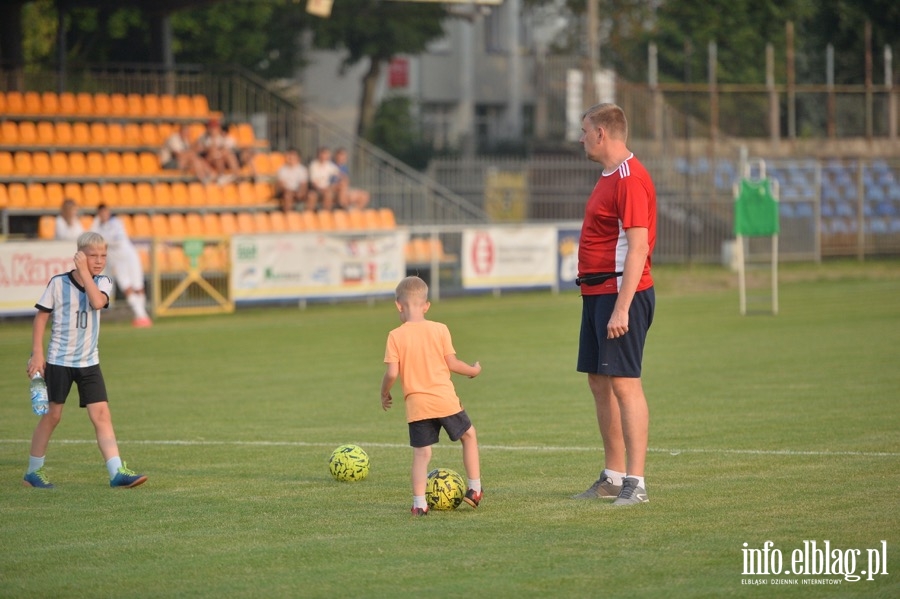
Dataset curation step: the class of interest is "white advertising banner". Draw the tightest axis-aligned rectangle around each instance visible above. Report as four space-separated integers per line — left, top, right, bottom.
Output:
461 226 557 289
0 241 73 316
231 231 407 301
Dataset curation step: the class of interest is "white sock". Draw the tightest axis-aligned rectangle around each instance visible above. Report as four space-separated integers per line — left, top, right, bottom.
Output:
106 456 123 479
137 293 149 317
604 469 626 485
412 495 428 510
126 294 147 319
626 475 646 489
28 455 45 474
467 478 481 493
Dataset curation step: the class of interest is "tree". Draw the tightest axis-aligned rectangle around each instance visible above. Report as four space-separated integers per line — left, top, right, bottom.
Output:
306 0 448 137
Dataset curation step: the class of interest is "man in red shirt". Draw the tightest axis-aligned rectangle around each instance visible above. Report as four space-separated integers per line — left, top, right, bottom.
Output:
572 103 656 506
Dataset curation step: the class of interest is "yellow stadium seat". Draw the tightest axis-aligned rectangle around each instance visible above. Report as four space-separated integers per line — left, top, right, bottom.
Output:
81 183 101 208
13 151 33 175
99 182 120 206
63 182 83 205
27 183 48 208
17 122 37 145
67 152 87 176
106 123 125 147
58 92 77 115
23 91 42 114
36 121 55 145
134 182 155 206
89 122 108 146
50 152 69 176
6 182 27 207
168 213 187 237
109 93 128 117
0 121 18 145
93 93 111 115
40 91 59 115
31 152 52 176
38 214 56 239
54 122 74 146
75 92 94 116
132 213 153 238
118 182 137 207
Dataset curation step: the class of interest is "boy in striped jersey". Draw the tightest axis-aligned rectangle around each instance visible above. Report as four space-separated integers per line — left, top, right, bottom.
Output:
23 232 147 489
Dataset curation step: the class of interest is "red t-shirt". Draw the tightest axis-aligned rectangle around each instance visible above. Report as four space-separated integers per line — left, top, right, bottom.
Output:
578 154 656 295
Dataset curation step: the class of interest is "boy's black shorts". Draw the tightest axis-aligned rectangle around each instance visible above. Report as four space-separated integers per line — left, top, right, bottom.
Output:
408 410 472 448
45 363 108 407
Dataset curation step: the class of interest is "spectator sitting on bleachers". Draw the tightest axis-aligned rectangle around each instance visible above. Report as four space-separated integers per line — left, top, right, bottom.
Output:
159 123 215 183
195 118 241 184
308 146 341 211
274 148 311 212
223 122 257 180
55 198 84 241
333 147 370 211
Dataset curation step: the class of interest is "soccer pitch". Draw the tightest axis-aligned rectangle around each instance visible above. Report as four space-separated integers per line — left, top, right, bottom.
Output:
1 260 898 598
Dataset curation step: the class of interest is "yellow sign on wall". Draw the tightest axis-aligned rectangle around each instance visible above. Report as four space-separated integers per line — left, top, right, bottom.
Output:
485 168 527 223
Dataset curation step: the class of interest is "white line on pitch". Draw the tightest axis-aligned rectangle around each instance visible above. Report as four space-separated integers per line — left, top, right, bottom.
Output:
0 439 897 458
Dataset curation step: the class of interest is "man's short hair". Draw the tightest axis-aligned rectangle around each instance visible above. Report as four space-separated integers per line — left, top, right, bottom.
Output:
582 103 628 141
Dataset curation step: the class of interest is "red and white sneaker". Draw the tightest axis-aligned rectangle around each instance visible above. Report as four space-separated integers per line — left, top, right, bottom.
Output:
463 488 483 508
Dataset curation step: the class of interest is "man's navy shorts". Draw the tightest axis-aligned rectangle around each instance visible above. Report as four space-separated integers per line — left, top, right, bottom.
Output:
577 287 655 378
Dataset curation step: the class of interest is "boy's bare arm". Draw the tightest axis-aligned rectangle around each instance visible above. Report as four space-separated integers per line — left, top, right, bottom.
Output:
74 251 108 310
445 354 481 378
381 362 399 410
28 311 50 377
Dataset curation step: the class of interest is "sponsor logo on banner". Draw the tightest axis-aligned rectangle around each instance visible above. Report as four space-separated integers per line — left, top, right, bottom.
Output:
461 227 556 289
0 241 73 315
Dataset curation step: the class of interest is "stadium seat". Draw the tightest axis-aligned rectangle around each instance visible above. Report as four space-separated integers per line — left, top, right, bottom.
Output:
93 93 111 115
23 91 41 114
67 152 87 176
132 213 153 238
316 210 335 231
36 121 55 145
4 91 24 114
235 181 255 205
63 182 83 205
139 152 159 175
168 213 188 237
332 210 350 230
109 93 128 117
221 183 239 206
45 182 65 206
300 210 318 231
236 212 256 233
362 208 379 230
89 122 109 146
204 183 224 206
50 152 69 176
253 181 272 203
17 122 37 145
202 212 223 236
81 182 101 208
123 122 143 147
13 151 33 175
187 182 207 206
285 211 304 232
185 213 204 236
100 182 120 206
252 211 272 233
170 182 189 206
6 182 27 207
142 94 161 118
125 93 144 117
31 152 52 176
175 95 194 118
71 122 91 146
27 183 49 208
107 123 126 147
40 92 59 115
134 182 155 206
269 210 288 232
0 121 18 145
154 182 174 206
159 95 177 117
140 122 161 146
38 214 56 239
202 245 227 270
58 92 77 115
75 92 94 116
118 182 137 207
121 152 141 176
348 210 367 230
218 212 238 235
151 213 170 237
0 151 13 175
104 152 124 176
54 122 74 146
191 94 210 117
79 214 93 231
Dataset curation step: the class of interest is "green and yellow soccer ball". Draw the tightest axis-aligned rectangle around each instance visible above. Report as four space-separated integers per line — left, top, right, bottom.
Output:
328 444 369 482
425 468 465 510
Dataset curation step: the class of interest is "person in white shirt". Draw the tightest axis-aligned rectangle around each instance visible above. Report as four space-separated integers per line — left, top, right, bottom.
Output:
308 146 341 211
159 123 215 182
90 204 152 328
55 198 84 241
274 148 310 212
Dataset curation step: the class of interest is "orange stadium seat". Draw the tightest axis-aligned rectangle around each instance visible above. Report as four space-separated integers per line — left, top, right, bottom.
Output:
36 121 55 145
126 93 144 117
0 121 18 145
104 152 123 176
31 152 52 176
50 152 69 176
202 245 227 270
79 214 93 231
0 152 12 175
81 182 101 208
118 182 137 207
362 208 379 230
285 211 304 232
332 210 350 230
5 91 24 113
299 210 318 231
120 152 140 176
204 183 224 206
67 152 87 176
170 182 189 206
27 183 49 208
191 94 210 117
40 92 59 115
6 182 27 207
377 207 396 229
134 182 155 206
106 123 125 147
218 212 238 235
89 122 108 146
175 95 194 118
140 122 161 146
187 182 207 206
142 94 161 118
254 181 273 203
23 91 42 114
153 182 173 206
63 182 83 205
131 213 153 238
139 152 159 175
158 95 177 117
349 209 368 230
236 212 256 233
13 151 33 175
252 211 272 233
269 210 288 233
235 181 255 205
54 122 74 146
151 213 170 237
58 92 77 115
45 182 65 206
17 122 37 145
185 212 204 236
38 214 56 239
75 92 94 116
316 210 335 231
93 93 111 115
168 213 188 237
116 213 135 238
99 182 120 206
71 122 91 146
221 183 239 206
202 213 223 236
109 93 128 117
123 123 143 147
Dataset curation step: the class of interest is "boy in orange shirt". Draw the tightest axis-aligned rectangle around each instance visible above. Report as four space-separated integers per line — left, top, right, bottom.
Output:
381 276 483 516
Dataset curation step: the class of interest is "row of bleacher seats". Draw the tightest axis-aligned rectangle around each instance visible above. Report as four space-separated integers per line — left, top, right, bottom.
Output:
0 91 212 120
37 207 398 240
0 120 263 150
0 149 284 180
1 181 276 210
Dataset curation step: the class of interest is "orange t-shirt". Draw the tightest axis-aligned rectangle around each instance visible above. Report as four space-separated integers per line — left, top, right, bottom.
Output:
384 320 463 423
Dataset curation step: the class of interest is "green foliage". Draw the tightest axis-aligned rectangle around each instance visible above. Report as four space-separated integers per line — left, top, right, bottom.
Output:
0 261 898 597
365 96 433 169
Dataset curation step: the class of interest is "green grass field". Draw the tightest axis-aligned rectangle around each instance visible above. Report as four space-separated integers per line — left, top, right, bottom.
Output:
1 260 898 598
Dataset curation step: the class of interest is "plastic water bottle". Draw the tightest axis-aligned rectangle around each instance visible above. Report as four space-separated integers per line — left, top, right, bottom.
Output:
30 373 49 416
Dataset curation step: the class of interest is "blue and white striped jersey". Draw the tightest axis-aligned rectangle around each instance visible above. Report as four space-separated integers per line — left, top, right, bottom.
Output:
35 271 112 368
